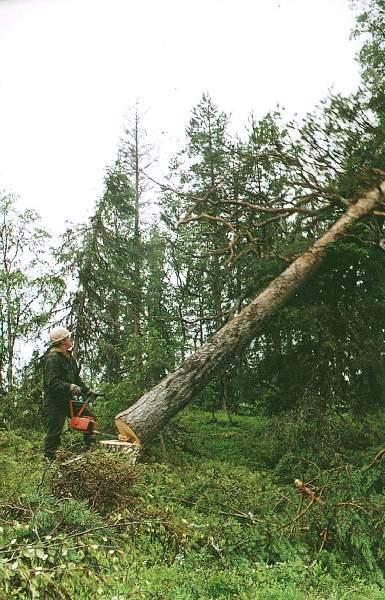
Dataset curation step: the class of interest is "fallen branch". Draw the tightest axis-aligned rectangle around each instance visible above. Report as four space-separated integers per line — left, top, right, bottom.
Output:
294 479 324 504
366 448 385 470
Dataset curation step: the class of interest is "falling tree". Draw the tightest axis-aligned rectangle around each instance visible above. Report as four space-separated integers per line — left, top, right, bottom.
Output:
115 182 385 443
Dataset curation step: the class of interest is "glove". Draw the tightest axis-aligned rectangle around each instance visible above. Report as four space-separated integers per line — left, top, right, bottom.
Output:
70 384 82 397
87 390 104 400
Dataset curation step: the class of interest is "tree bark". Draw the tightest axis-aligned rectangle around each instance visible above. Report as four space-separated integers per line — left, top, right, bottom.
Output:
115 184 384 443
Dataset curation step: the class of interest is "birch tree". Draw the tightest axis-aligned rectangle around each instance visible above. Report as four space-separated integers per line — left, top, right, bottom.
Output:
0 193 64 390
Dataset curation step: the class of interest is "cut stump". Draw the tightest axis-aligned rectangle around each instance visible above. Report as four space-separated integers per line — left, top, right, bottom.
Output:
98 439 141 465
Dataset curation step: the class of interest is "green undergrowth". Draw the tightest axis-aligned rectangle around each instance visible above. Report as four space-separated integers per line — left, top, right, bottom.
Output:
2 409 385 598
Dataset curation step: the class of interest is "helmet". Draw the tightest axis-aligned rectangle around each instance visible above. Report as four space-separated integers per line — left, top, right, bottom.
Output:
49 326 71 344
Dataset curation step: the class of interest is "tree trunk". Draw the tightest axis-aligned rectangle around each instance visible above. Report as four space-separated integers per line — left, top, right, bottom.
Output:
133 110 142 377
115 185 383 443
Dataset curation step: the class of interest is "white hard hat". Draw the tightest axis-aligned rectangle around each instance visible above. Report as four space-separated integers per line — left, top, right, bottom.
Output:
49 326 71 344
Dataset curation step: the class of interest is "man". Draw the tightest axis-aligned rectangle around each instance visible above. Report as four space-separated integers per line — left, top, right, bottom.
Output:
43 326 96 461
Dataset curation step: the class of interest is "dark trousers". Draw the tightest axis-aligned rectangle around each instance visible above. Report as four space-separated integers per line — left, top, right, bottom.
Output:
44 401 95 459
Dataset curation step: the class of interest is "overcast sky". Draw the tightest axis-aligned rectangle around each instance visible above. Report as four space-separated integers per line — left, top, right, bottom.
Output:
0 0 362 232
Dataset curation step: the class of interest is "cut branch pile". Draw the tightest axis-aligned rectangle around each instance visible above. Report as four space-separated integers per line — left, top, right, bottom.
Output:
50 450 137 511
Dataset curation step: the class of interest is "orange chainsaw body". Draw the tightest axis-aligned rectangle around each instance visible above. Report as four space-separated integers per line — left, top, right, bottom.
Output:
69 398 96 433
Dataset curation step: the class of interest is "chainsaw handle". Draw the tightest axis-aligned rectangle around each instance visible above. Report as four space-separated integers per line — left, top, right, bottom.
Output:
69 397 95 417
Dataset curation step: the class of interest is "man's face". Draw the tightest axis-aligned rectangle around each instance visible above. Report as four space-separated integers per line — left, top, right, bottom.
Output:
62 335 73 351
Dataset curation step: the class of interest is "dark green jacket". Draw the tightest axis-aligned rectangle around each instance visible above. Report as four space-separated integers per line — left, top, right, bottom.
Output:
43 348 89 405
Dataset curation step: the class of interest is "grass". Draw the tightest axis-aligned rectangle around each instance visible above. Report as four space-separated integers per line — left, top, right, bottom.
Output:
1 408 385 598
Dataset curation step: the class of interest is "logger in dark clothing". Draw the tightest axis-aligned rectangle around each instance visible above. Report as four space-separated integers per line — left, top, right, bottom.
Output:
43 326 96 461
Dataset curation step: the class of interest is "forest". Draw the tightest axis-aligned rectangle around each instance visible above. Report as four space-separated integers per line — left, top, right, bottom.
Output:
3 0 385 597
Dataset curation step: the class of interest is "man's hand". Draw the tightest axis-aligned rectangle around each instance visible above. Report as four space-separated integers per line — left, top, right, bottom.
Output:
70 384 82 396
87 389 103 399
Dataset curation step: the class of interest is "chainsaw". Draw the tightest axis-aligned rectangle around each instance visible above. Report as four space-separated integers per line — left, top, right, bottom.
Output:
69 392 103 435
69 392 142 446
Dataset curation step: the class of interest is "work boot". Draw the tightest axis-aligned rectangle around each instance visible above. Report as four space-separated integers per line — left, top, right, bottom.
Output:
83 441 97 453
84 433 97 452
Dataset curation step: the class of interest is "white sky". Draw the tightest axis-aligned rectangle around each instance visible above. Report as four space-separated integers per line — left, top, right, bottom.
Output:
0 0 362 233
